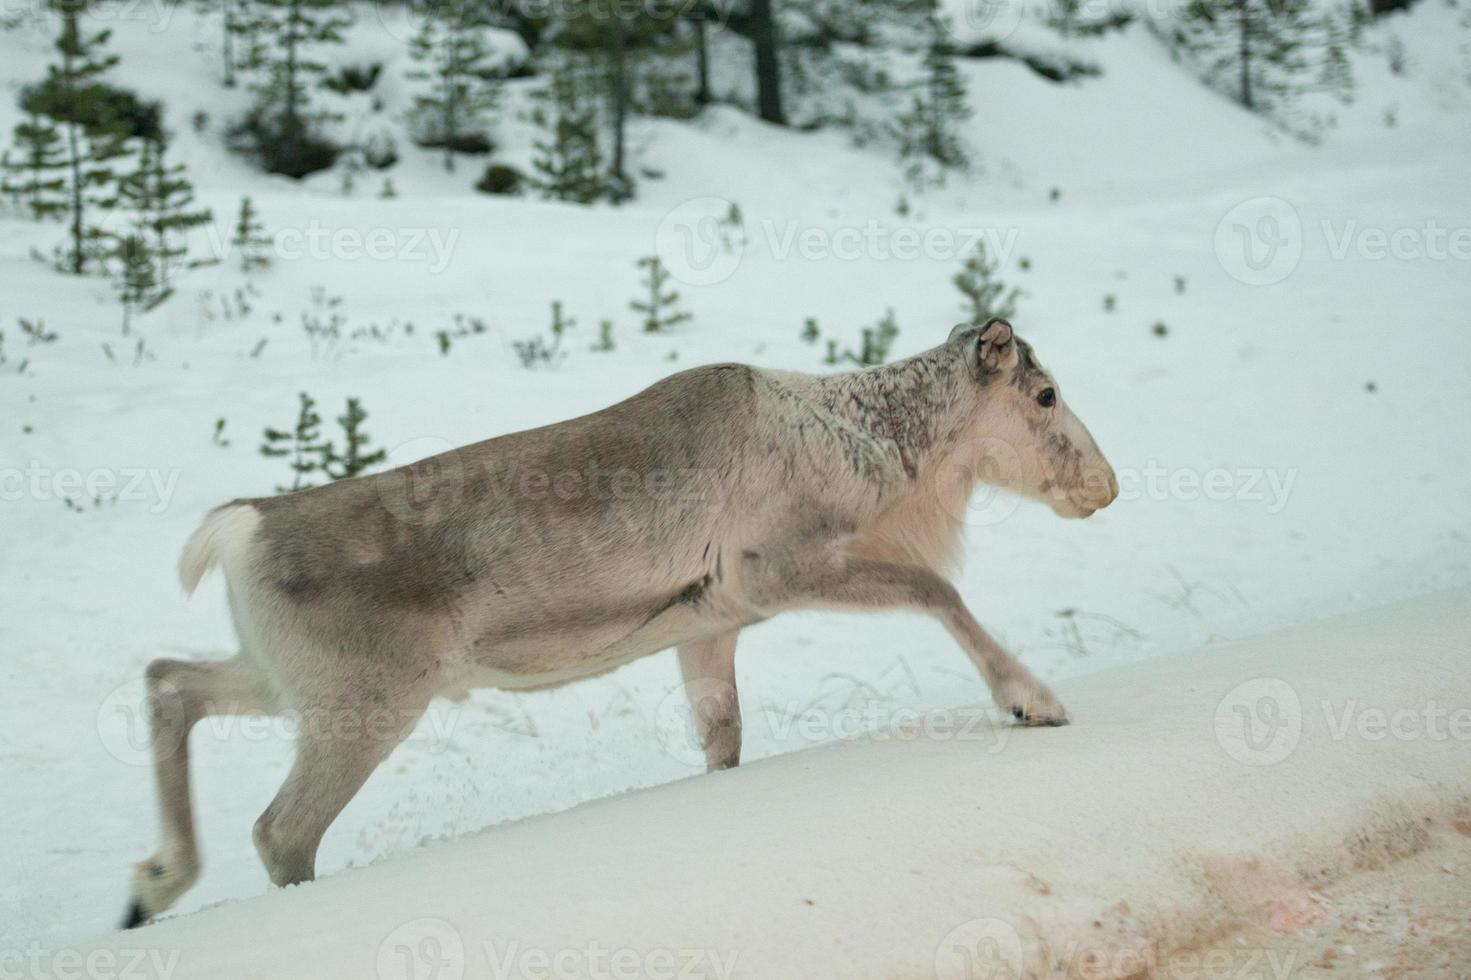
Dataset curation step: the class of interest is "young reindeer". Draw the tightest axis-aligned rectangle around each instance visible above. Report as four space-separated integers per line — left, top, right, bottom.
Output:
124 318 1117 927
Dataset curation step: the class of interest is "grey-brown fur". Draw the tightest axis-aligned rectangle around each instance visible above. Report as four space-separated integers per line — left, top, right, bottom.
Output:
125 319 1117 924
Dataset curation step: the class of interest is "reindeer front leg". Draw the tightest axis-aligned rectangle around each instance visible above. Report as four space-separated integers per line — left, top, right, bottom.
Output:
754 554 1067 725
676 630 743 771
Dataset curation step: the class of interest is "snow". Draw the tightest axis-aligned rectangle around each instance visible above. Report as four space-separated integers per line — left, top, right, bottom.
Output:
64 588 1471 979
1 0 1469 961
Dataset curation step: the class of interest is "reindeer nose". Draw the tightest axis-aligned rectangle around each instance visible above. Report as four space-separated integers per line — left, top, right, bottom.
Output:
1081 466 1119 512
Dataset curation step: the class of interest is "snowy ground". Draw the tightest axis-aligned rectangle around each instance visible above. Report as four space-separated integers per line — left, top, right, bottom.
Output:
1 0 1470 958
66 589 1471 979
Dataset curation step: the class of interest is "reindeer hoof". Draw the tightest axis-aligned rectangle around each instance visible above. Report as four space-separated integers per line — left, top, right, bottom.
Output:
121 899 148 930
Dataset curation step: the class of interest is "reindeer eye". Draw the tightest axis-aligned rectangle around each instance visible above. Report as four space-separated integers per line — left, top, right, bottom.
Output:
1037 387 1056 408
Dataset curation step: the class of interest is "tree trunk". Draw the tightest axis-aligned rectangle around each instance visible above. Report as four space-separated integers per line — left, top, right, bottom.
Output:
693 10 710 107
223 0 235 88
1238 0 1253 110
61 11 85 275
751 0 784 125
610 14 628 189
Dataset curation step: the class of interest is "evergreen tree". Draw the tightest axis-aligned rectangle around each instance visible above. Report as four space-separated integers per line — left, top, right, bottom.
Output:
529 60 608 203
112 232 161 335
631 255 692 333
1177 0 1316 124
1317 8 1355 105
260 391 329 492
0 115 68 220
40 2 132 273
114 134 212 291
893 21 972 187
322 397 386 480
231 195 272 271
239 0 350 177
954 244 1022 325
406 0 503 173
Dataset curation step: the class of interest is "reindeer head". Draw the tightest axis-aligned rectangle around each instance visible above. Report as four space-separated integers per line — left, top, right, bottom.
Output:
950 319 1118 519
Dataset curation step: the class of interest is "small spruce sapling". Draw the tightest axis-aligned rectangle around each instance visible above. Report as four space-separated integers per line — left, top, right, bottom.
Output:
260 391 329 492
322 397 386 479
631 255 692 334
954 244 1021 325
232 196 272 271
113 232 162 334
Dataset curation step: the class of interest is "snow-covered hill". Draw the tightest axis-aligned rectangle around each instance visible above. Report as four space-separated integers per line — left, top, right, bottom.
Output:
1 0 1469 956
73 590 1471 978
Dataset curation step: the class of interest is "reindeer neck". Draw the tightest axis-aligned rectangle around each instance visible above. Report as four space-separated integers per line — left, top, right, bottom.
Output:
815 347 973 480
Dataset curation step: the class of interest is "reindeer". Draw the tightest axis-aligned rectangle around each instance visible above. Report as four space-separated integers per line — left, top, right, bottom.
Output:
123 318 1117 927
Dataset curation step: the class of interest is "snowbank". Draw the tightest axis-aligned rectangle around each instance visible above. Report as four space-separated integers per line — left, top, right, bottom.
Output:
78 589 1471 979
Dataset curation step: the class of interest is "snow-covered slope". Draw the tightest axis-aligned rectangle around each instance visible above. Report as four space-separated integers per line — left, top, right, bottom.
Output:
75 589 1471 979
1 0 1469 956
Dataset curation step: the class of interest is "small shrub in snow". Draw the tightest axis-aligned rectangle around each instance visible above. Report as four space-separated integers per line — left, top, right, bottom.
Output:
18 318 58 345
800 317 820 344
112 233 163 335
476 163 523 196
231 196 272 272
261 392 330 492
591 319 615 352
832 308 900 366
631 256 691 334
261 392 386 492
954 245 1022 326
512 301 575 367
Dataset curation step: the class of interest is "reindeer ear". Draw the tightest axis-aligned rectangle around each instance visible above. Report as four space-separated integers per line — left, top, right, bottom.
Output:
965 318 1017 380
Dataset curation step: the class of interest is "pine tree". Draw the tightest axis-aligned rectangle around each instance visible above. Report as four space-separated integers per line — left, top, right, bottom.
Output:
322 397 386 480
954 245 1022 325
1 115 68 220
631 255 692 334
528 60 608 204
115 134 212 292
231 195 272 271
261 391 329 492
239 0 350 177
406 0 502 173
1177 0 1316 125
893 20 972 187
40 2 131 273
1317 8 1355 105
112 232 161 335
